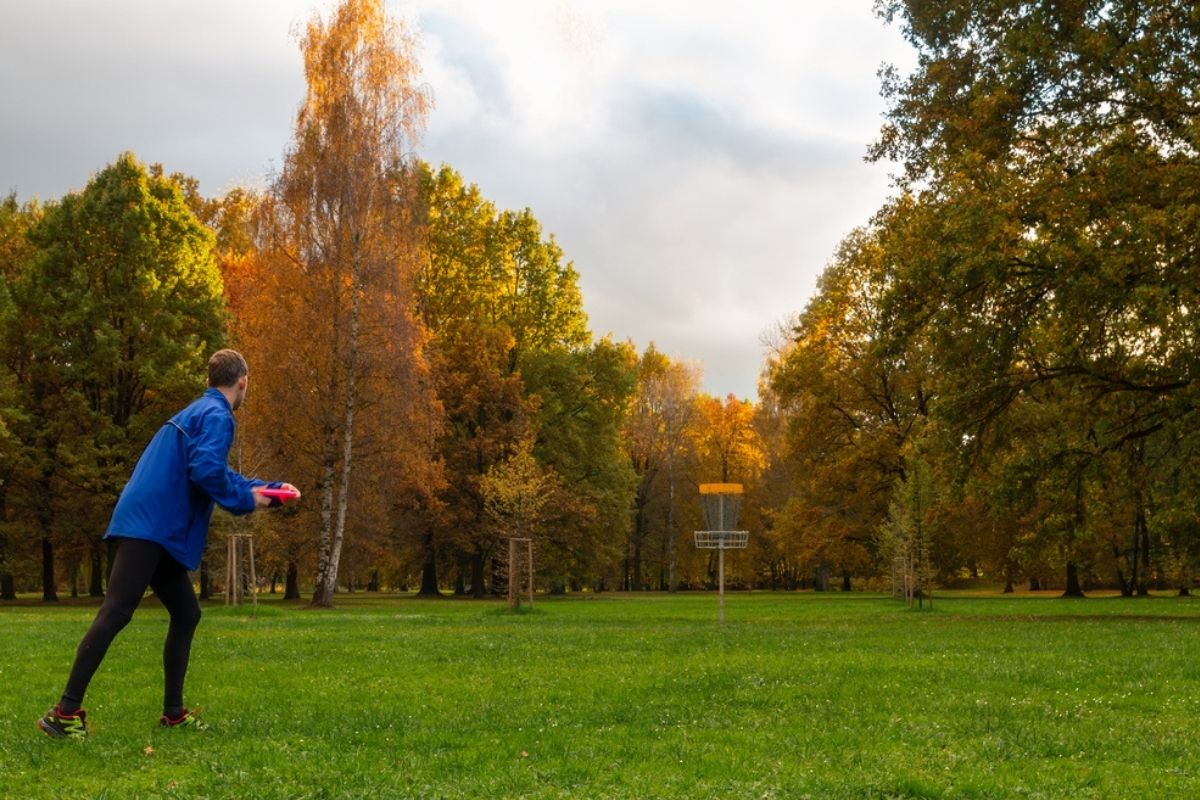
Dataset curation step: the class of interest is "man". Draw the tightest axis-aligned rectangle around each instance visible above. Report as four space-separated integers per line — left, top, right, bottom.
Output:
38 349 299 739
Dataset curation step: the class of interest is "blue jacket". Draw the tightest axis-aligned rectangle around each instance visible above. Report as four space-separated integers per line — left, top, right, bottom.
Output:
106 388 274 570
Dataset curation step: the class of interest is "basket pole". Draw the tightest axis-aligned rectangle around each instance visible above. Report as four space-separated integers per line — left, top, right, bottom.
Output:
718 544 726 625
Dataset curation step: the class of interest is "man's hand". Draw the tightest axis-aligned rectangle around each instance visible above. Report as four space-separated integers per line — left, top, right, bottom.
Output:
252 484 302 508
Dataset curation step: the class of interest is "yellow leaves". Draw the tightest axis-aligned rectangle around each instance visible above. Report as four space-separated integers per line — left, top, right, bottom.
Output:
692 393 766 484
482 437 557 539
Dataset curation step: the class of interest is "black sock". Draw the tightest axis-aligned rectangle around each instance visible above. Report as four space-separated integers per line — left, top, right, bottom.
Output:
163 705 184 719
58 696 82 715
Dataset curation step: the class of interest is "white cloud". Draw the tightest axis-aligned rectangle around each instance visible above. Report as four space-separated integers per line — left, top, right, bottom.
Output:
409 1 915 397
1 0 916 398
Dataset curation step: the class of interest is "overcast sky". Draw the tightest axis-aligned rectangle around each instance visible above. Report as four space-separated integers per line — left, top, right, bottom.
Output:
0 1 915 399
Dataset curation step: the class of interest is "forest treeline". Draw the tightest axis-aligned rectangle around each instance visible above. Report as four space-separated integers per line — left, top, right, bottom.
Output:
2 0 1197 602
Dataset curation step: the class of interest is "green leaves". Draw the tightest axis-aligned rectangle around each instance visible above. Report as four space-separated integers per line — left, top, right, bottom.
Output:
767 1 1200 589
3 153 226 554
415 162 630 586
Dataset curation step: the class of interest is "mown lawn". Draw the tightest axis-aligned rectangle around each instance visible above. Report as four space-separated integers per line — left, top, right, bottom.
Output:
2 590 1198 799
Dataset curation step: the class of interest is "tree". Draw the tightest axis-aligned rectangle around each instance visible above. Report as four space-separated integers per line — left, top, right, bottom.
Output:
621 346 700 591
879 436 938 608
692 394 765 486
263 0 432 607
859 0 1200 592
415 163 595 596
4 155 227 601
0 194 39 600
520 338 639 592
482 438 554 548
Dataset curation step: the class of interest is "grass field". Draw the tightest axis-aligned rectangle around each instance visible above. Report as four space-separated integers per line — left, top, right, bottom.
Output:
2 590 1199 799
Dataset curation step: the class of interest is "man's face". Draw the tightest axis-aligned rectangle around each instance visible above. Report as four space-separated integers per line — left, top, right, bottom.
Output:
232 374 248 410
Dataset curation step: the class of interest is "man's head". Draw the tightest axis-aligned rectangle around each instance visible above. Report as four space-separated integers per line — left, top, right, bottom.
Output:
207 349 249 410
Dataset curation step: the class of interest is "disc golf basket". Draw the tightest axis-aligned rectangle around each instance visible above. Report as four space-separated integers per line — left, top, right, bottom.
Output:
694 483 749 624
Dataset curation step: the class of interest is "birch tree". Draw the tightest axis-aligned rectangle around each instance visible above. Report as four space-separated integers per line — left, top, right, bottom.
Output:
267 0 430 607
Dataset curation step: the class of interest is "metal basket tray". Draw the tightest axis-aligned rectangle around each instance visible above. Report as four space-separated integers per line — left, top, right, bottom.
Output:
693 530 749 550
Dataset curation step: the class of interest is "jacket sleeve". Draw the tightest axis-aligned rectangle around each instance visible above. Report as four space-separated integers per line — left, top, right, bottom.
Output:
187 410 266 515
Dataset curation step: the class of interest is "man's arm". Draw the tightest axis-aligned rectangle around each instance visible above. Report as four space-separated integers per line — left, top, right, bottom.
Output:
187 411 264 515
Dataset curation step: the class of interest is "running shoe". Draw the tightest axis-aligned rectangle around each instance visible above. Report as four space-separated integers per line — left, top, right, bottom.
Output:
38 705 88 740
159 708 208 730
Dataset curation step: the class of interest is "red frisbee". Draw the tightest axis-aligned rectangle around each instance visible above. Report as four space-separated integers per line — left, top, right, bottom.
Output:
258 488 300 502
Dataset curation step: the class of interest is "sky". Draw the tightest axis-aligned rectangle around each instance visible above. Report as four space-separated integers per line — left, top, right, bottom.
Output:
0 0 916 400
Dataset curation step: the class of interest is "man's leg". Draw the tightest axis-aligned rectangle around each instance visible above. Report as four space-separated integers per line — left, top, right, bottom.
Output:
59 537 163 713
150 555 201 718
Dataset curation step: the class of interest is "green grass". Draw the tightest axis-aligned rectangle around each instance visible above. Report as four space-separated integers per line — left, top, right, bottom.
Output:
3 591 1199 798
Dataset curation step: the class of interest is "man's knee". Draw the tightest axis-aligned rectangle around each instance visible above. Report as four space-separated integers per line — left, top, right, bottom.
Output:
96 604 135 634
172 603 201 631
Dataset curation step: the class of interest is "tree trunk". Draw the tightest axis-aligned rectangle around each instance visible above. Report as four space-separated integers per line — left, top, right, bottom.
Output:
471 551 485 598
1136 521 1151 596
1129 523 1140 597
0 494 11 598
89 543 104 597
490 556 505 596
631 501 645 591
285 560 301 600
42 536 58 602
815 563 830 592
0 533 13 599
0 490 8 599
1113 536 1132 596
632 539 643 591
199 558 211 600
0 490 13 600
417 532 441 597
1030 576 1041 591
315 244 363 608
312 424 340 607
666 458 677 593
1062 561 1085 598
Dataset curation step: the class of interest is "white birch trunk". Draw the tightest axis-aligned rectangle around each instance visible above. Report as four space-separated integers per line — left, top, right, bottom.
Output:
324 250 360 601
312 423 339 606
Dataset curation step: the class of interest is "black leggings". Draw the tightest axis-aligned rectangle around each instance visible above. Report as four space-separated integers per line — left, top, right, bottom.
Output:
60 537 201 714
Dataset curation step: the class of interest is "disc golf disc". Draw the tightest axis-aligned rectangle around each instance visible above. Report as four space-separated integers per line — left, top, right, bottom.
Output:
258 487 300 502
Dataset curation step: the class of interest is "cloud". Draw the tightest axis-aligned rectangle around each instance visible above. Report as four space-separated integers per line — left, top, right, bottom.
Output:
0 0 302 198
1 0 916 399
411 1 914 397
